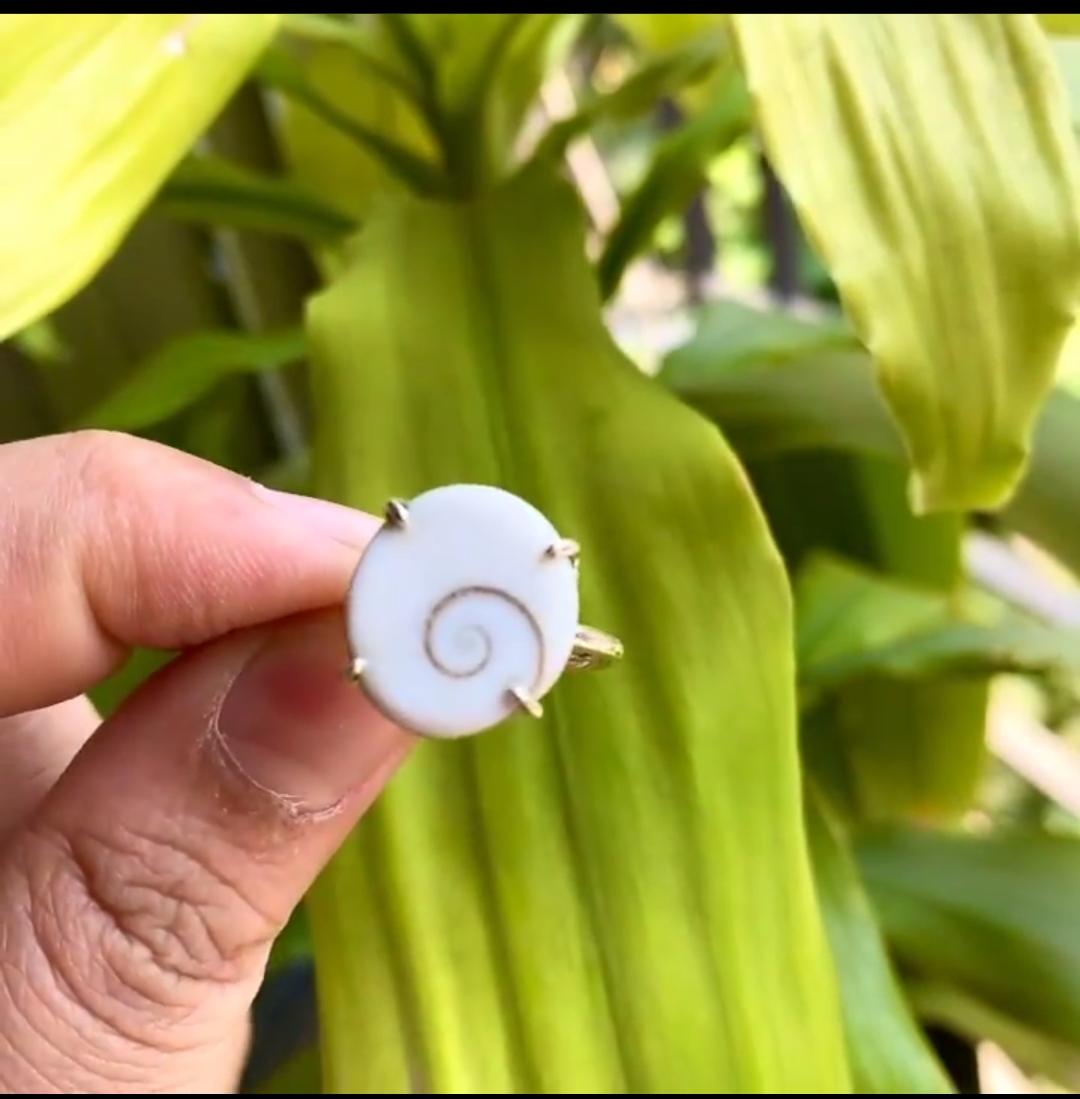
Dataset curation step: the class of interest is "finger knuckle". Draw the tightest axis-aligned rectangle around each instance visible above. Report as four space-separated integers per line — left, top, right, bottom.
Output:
61 429 140 498
20 820 277 1023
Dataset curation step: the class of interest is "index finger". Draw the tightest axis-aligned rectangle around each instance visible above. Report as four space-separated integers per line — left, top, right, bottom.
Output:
0 430 376 716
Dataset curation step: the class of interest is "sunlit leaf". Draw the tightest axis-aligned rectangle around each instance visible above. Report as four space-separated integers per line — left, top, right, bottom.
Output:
396 14 587 187
1040 14 1080 35
78 327 306 431
859 827 1080 1065
259 43 450 196
304 167 850 1092
661 298 1080 580
663 300 991 824
0 14 278 341
280 13 423 103
807 788 953 1093
157 154 355 242
796 553 1080 692
731 14 1080 513
275 33 438 261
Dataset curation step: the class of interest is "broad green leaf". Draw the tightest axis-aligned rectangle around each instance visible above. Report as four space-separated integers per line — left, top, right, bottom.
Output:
0 14 278 341
533 32 722 163
731 14 1080 513
157 155 355 243
304 167 849 1092
807 788 953 1093
77 327 306 432
661 298 1080 580
664 301 989 824
859 827 1080 1059
796 553 1080 691
598 69 750 300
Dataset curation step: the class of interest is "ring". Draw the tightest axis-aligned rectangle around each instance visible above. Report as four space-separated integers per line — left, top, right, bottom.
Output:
343 483 623 739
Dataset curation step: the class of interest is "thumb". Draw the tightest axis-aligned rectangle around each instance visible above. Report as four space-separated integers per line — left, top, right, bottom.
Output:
0 609 412 1094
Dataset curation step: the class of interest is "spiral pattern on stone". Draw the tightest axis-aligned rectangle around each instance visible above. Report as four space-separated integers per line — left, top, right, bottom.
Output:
424 585 544 687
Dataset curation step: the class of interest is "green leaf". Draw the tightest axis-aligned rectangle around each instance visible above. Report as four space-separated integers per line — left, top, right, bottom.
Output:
807 788 953 1093
157 154 356 242
78 327 306 431
275 36 436 236
615 14 726 53
488 15 587 170
304 167 850 1092
10 317 71 365
1040 14 1080 35
0 14 278 341
661 298 1080 580
661 303 897 460
910 981 1080 1090
859 827 1080 1062
614 14 734 114
259 43 452 196
402 14 587 188
598 69 751 300
796 553 1080 692
731 14 1080 513
280 13 424 103
533 33 723 163
662 300 991 824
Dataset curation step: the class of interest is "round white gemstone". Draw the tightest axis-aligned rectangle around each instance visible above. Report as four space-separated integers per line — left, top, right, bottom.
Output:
345 483 580 738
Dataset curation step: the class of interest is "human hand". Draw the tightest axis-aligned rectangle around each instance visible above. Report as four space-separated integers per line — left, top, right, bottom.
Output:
0 430 413 1092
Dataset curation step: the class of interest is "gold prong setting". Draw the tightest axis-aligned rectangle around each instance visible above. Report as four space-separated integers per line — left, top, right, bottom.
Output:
544 537 581 565
509 685 544 719
384 497 409 528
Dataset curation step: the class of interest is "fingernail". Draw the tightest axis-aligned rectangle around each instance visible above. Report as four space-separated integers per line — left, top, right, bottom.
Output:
252 485 381 551
216 614 411 812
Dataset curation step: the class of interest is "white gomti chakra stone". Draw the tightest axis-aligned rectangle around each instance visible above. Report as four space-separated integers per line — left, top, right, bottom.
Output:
345 484 580 739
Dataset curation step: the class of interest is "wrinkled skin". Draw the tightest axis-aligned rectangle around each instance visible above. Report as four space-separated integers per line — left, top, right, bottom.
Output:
0 430 413 1092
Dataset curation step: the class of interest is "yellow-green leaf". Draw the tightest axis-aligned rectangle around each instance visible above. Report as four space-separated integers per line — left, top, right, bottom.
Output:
796 552 1080 691
662 298 1080 581
807 787 953 1093
157 155 356 243
731 14 1080 514
664 300 991 824
0 14 279 341
304 167 850 1092
77 327 306 432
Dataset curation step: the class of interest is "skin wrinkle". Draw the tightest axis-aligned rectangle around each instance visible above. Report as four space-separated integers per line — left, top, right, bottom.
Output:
0 856 159 1088
0 431 408 1091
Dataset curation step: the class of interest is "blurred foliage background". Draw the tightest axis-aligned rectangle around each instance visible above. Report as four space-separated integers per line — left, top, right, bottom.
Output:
4 13 1080 1094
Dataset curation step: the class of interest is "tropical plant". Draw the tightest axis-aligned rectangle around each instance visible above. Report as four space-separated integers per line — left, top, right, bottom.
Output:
4 12 1080 1094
